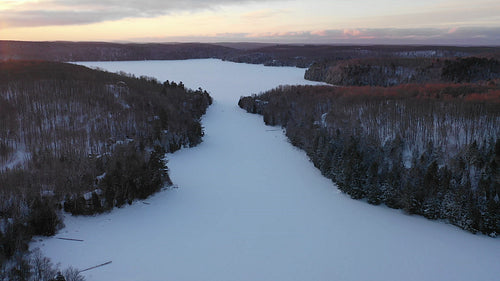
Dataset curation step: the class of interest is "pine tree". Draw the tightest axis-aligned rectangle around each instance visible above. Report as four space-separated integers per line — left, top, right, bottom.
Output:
28 197 61 236
366 162 382 205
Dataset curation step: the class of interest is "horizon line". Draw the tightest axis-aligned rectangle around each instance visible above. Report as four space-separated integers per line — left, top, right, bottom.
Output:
1 39 499 48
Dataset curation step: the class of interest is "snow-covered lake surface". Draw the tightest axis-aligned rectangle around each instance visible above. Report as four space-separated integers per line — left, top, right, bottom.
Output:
33 59 500 281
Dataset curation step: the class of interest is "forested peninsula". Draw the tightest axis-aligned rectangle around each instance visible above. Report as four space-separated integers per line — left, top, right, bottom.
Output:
0 61 211 277
305 56 500 86
239 83 500 235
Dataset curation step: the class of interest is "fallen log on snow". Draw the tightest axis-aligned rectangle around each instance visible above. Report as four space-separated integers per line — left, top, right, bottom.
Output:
57 237 84 242
79 261 112 273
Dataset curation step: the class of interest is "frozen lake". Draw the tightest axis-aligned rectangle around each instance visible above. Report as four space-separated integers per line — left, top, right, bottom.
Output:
32 59 500 281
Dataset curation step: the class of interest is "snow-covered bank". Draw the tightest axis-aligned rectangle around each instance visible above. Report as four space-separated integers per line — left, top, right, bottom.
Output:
32 59 500 281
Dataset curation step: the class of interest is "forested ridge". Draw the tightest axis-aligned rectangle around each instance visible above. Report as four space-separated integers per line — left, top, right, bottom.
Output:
226 45 499 68
0 41 236 62
0 61 212 278
239 82 500 235
305 56 500 86
2 40 498 69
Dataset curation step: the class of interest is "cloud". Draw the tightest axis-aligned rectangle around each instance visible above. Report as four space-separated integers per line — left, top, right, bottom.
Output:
359 1 500 29
0 0 283 27
1 10 126 27
225 27 500 45
310 30 327 36
2 0 499 46
343 29 362 37
130 27 500 45
242 8 289 20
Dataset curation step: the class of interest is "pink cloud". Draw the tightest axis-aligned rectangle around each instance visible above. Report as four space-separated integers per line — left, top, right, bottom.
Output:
311 30 327 36
343 29 362 37
246 31 307 38
132 27 500 45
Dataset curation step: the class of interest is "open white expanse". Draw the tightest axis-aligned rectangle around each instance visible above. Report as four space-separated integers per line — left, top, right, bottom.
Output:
32 60 500 281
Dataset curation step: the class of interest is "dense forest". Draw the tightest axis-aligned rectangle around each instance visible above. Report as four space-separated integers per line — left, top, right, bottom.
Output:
0 61 212 279
0 41 236 62
239 82 500 235
225 44 499 68
305 56 500 86
2 40 499 68
1 41 499 278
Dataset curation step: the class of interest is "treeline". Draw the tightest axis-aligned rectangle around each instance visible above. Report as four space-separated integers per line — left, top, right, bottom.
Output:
226 44 496 68
442 57 500 83
0 61 211 268
0 248 84 281
305 56 500 86
239 83 500 235
2 41 498 69
0 41 235 62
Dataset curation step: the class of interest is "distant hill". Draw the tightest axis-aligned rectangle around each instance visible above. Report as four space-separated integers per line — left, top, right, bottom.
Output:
2 40 499 69
225 44 500 68
0 41 236 61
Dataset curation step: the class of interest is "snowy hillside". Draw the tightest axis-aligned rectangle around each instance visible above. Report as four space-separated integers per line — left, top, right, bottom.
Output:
32 59 500 281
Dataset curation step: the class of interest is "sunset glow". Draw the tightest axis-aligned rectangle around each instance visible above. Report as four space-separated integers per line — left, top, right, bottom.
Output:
0 0 499 44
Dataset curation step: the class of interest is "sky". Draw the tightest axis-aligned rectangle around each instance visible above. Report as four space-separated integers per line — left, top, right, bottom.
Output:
0 0 499 45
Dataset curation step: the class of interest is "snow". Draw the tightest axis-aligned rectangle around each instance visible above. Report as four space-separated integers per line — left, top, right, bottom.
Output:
32 59 500 281
1 147 30 171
